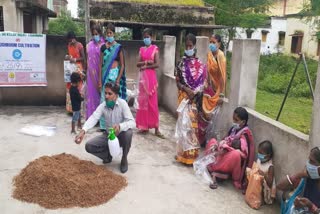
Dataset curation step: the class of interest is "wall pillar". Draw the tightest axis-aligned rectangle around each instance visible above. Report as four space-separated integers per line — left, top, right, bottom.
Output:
162 36 176 76
309 58 320 149
229 39 261 111
195 36 209 65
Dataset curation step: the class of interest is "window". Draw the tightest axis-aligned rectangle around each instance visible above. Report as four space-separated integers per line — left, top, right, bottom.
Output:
278 31 286 46
261 30 269 42
317 40 320 56
0 6 4 31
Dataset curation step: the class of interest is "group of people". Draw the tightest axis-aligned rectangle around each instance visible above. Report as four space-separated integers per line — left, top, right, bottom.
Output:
67 23 319 213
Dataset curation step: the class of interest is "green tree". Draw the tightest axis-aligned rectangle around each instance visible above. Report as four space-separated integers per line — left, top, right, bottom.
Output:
78 0 85 19
48 10 85 36
300 0 320 38
204 0 274 47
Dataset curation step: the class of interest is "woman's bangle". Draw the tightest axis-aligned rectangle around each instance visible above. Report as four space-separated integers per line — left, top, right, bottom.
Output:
286 175 293 185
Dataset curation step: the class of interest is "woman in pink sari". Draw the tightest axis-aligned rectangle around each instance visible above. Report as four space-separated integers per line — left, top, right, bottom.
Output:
85 26 104 119
205 107 255 190
136 28 164 138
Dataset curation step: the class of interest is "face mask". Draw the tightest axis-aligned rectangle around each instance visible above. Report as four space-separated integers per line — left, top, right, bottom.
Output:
233 122 240 130
106 36 115 43
93 35 100 43
209 43 217 52
257 153 267 162
185 48 195 57
106 100 115 109
306 161 320 179
143 37 152 46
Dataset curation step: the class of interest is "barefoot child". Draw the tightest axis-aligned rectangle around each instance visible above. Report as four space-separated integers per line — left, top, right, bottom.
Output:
256 140 276 205
70 72 84 133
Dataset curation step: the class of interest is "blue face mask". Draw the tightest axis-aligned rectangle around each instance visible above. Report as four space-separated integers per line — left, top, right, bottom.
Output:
306 161 320 179
185 48 195 57
143 37 152 46
93 35 100 43
105 100 115 109
209 43 218 52
257 153 267 162
106 36 115 43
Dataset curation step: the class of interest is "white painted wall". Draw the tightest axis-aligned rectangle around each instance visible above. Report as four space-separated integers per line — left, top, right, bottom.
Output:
284 17 319 59
228 17 287 55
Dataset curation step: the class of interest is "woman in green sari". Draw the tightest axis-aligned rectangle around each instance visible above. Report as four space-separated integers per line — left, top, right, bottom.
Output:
99 23 127 130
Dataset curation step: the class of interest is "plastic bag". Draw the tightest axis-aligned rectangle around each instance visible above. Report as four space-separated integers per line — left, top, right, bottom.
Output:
134 70 149 111
193 153 216 184
64 61 78 83
175 104 199 153
205 106 222 142
245 162 264 209
19 125 57 137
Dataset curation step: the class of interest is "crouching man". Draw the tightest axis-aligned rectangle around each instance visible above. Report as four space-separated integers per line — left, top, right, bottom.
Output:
75 83 135 173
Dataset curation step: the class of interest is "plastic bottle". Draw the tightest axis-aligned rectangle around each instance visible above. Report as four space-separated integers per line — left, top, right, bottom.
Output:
108 128 121 157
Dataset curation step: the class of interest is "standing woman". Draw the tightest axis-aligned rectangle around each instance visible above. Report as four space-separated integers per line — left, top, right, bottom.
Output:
199 34 227 145
86 26 104 119
136 28 164 138
99 23 127 130
174 33 207 165
66 31 86 113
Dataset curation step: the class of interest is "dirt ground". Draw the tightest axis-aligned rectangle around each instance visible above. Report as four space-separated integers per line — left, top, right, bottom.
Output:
0 106 279 214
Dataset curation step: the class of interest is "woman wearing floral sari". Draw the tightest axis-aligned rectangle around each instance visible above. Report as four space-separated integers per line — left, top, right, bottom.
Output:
199 34 227 146
86 26 104 119
99 23 127 130
174 33 207 165
66 31 86 113
205 107 255 190
135 28 164 138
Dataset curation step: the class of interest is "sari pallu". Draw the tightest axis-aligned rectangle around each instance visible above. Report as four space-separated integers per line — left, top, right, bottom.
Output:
205 126 255 190
136 45 159 130
86 39 104 119
100 43 127 130
66 43 84 113
175 57 206 165
198 50 227 145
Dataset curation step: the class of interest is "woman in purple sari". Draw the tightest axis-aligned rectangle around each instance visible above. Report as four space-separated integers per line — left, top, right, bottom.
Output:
85 26 104 119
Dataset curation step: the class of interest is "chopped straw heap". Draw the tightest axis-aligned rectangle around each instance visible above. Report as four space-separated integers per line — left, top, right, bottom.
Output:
12 153 127 209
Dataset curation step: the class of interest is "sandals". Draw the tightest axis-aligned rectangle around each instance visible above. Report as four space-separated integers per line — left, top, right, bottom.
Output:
138 130 149 135
155 131 166 139
209 182 218 189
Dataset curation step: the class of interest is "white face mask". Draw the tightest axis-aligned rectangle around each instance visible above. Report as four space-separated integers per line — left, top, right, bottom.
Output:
233 123 240 130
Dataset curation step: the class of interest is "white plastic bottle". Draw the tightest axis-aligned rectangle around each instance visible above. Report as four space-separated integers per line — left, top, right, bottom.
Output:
108 128 121 157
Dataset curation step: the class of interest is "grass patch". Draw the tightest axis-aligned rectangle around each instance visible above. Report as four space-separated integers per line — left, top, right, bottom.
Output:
255 90 313 134
110 0 205 6
226 53 315 134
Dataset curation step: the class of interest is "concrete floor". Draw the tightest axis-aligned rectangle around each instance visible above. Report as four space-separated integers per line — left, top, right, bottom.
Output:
0 106 279 214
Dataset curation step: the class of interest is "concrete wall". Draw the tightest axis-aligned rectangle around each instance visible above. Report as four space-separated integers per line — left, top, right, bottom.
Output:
2 0 49 33
2 0 22 32
0 36 164 105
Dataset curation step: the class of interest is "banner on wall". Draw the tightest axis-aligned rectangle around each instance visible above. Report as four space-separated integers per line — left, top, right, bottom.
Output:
0 32 47 87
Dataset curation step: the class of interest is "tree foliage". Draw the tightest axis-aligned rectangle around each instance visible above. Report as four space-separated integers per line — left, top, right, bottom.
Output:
78 0 85 19
48 10 85 36
204 0 274 46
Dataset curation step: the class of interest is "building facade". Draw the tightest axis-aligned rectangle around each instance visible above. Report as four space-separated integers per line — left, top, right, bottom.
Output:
0 0 56 33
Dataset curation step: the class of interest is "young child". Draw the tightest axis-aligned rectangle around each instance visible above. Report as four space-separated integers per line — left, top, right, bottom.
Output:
70 72 84 134
257 140 276 205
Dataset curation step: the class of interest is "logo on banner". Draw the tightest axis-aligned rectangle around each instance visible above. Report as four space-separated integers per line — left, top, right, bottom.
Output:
12 49 22 60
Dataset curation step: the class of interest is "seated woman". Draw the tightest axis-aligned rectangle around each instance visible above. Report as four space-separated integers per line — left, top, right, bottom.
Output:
205 107 255 190
277 147 320 214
